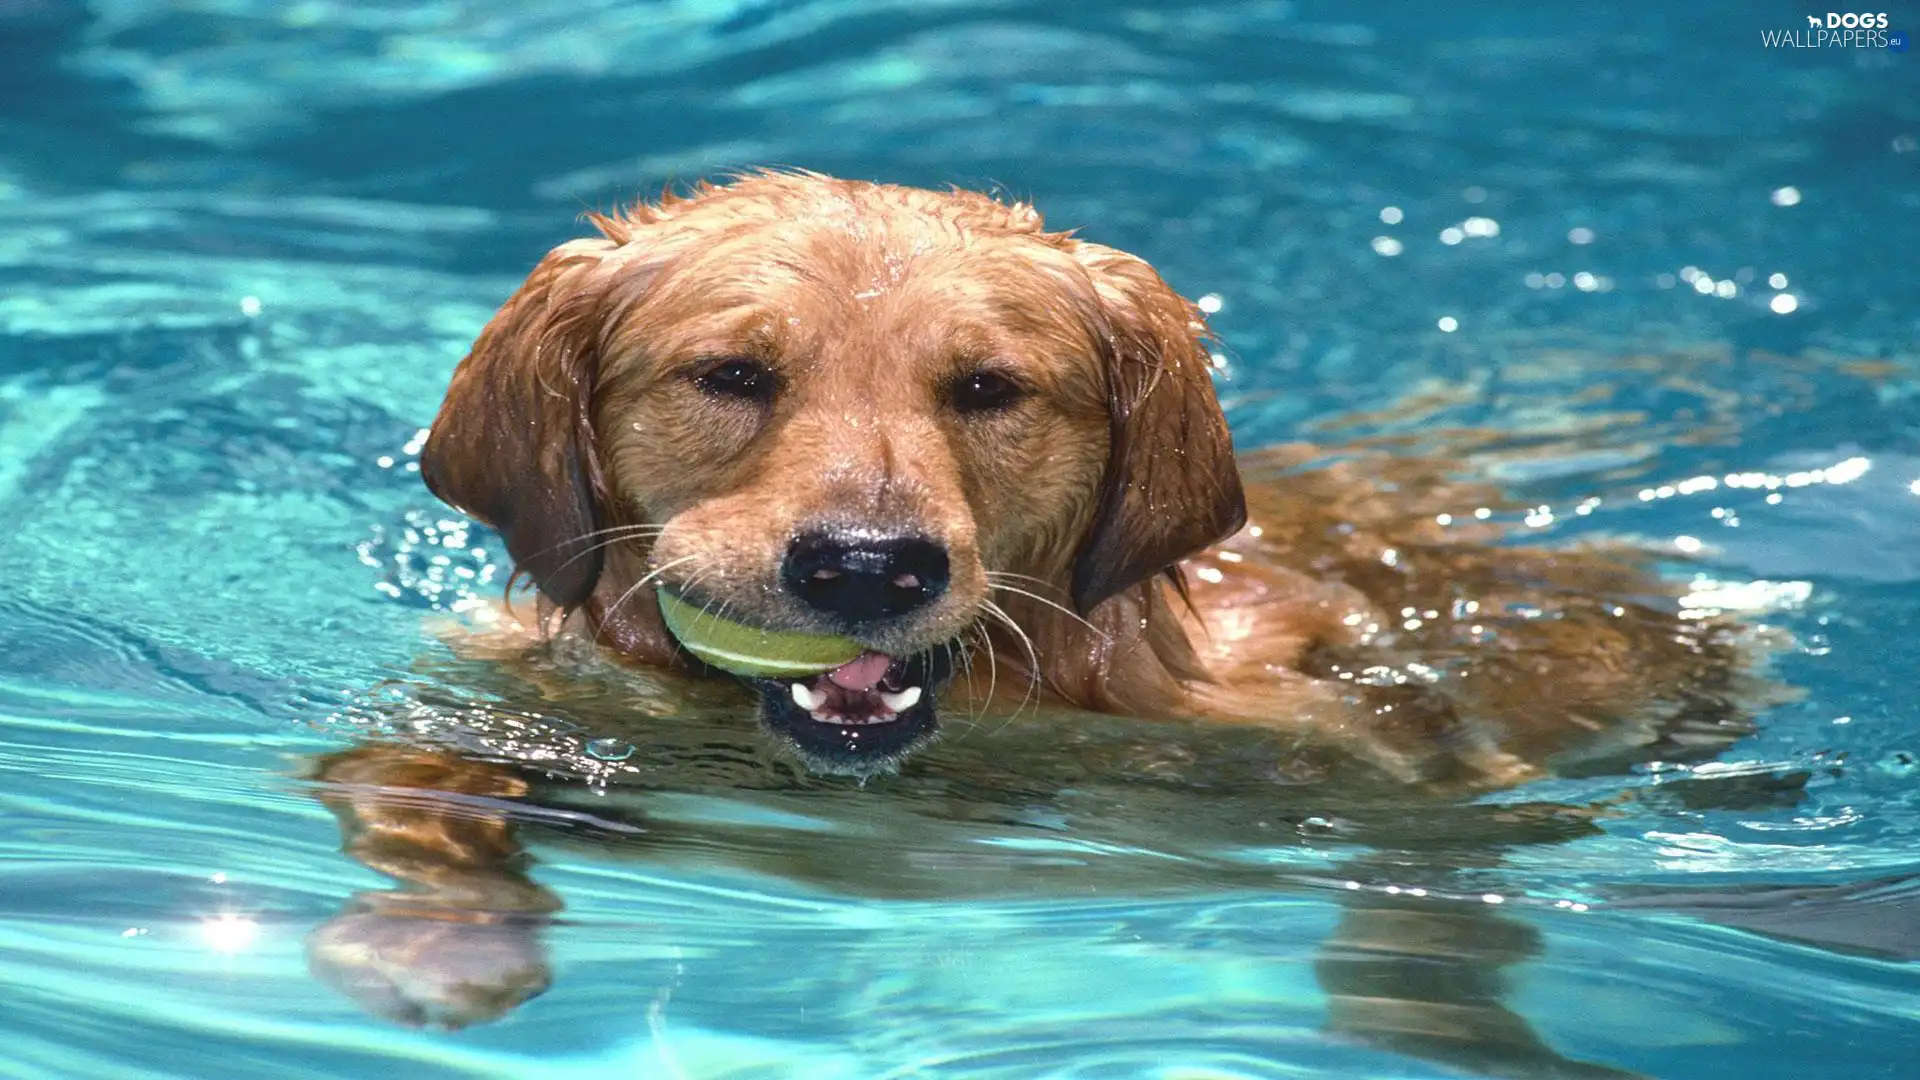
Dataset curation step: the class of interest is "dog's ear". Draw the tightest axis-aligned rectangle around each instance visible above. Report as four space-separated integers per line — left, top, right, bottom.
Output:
1068 245 1246 615
421 239 623 609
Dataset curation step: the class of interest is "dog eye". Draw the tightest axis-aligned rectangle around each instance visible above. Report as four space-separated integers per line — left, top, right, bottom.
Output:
695 358 775 403
949 368 1025 414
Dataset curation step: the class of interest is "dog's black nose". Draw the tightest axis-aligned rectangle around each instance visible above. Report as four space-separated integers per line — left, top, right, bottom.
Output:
782 531 950 624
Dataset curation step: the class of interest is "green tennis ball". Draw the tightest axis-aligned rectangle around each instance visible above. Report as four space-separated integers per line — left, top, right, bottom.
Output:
656 589 864 678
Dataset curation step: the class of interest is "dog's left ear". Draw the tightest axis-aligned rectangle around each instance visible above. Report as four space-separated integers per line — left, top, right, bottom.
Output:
1069 245 1247 615
420 239 622 609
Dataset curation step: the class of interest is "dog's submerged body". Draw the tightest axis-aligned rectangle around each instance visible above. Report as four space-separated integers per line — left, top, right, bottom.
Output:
309 173 1781 1073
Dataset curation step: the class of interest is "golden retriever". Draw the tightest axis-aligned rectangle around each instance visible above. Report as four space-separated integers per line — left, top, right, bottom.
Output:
413 169 1756 787
306 172 1780 1073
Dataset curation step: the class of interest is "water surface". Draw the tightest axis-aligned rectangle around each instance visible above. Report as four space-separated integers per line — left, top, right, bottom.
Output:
2 2 1917 1077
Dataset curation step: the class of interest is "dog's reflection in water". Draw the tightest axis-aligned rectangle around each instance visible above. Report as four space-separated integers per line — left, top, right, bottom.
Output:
304 630 1791 1080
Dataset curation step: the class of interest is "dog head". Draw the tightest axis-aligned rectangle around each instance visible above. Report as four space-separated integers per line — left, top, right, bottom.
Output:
422 172 1243 772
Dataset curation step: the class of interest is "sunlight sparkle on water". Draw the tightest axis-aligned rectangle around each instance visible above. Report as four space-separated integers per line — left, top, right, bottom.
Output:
1640 457 1869 502
1680 578 1813 619
200 913 260 954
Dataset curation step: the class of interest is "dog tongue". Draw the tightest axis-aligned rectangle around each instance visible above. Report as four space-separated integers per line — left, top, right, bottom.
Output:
826 651 892 691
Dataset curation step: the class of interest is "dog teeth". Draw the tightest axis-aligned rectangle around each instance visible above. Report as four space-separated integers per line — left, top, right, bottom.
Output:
879 686 922 712
791 682 828 711
790 683 921 724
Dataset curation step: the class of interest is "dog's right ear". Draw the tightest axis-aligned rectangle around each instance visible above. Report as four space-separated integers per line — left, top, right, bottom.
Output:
1065 243 1246 616
420 239 625 609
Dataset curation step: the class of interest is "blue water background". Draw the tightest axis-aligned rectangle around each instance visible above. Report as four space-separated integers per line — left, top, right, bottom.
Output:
1 1 1917 1077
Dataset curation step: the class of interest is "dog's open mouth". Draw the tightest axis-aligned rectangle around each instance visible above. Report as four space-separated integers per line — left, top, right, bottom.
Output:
652 587 953 771
749 650 948 771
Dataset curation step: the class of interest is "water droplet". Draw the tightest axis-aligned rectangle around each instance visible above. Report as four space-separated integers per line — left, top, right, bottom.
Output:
586 738 634 761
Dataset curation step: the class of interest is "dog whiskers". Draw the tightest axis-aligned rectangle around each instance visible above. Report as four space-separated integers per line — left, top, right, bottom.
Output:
533 523 671 559
979 599 1044 726
981 570 1061 591
958 627 999 734
599 554 704 638
940 639 979 734
672 567 725 635
524 523 673 581
940 625 991 742
984 574 1108 639
968 622 1015 731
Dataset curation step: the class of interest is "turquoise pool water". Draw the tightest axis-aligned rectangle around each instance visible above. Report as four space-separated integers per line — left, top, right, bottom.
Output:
2 2 1917 1077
